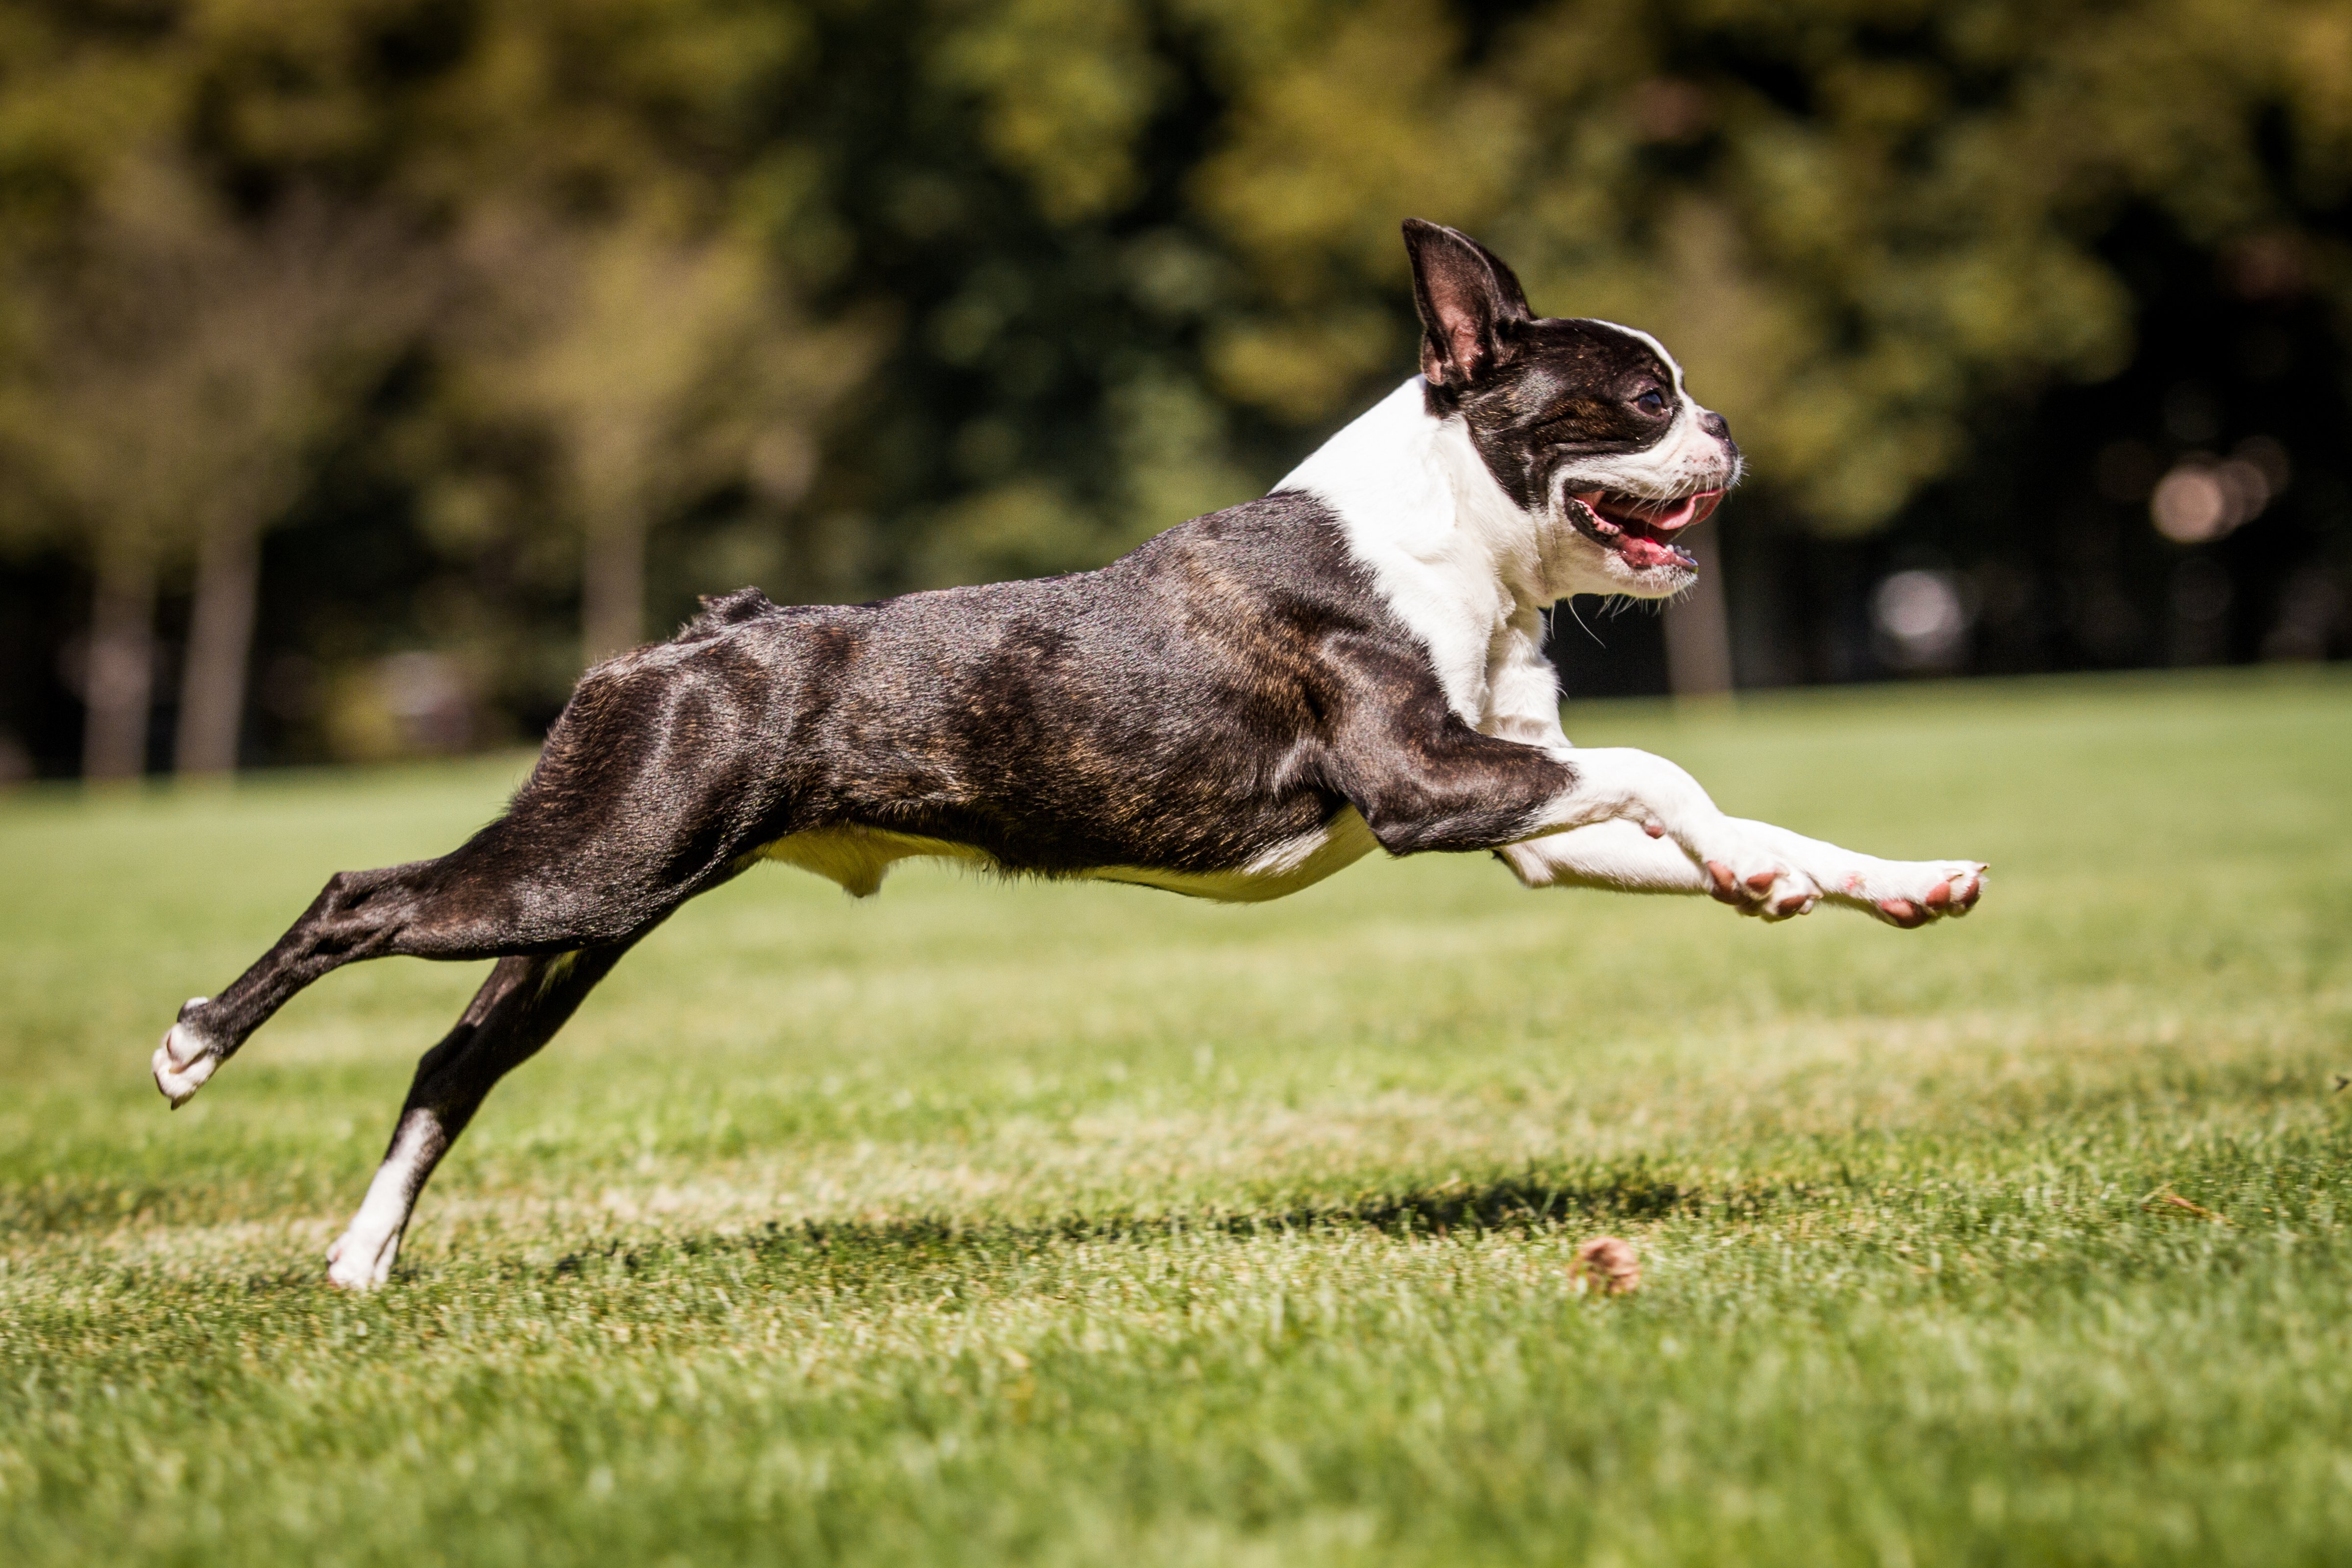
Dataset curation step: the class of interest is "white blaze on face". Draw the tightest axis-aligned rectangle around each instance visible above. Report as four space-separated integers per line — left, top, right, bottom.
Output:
1550 322 1738 505
1279 310 1742 720
1536 322 1740 601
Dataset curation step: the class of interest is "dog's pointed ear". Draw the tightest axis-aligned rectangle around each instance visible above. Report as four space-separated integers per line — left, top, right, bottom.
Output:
1403 219 1532 390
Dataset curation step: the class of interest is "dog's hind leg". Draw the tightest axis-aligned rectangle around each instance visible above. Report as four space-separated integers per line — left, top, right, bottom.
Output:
325 941 634 1290
154 645 784 1104
149 823 713 1105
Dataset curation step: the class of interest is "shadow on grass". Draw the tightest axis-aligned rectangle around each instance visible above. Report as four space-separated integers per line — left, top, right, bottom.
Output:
518 1169 1760 1285
0 1165 1805 1280
1268 1171 1705 1233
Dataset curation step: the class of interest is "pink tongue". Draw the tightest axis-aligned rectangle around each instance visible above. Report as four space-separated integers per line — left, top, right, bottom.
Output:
1619 534 1683 568
1643 497 1697 532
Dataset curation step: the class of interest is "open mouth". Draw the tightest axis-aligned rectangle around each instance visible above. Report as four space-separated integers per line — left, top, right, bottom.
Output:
1567 489 1723 571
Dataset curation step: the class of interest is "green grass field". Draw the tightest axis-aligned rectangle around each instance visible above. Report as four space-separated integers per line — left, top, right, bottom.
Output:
5 671 2352 1566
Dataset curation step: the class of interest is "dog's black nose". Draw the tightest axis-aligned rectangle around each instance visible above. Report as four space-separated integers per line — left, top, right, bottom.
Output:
1699 410 1731 442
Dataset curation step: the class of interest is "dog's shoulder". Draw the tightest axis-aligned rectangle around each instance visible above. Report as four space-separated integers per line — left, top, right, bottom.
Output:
674 586 783 641
1113 489 1388 622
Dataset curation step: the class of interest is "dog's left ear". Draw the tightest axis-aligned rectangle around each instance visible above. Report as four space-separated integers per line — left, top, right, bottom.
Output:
1403 219 1532 390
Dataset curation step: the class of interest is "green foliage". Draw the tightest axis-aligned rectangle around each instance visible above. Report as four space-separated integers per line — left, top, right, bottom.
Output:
1 0 2348 758
935 0 1171 225
1189 0 2352 533
4 671 2351 1561
0 156 421 568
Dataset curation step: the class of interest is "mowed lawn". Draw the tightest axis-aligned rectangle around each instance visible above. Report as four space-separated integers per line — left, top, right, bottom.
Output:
4 671 2352 1567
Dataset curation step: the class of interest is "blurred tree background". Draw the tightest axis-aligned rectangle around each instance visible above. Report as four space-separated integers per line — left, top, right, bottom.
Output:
1 0 2347 779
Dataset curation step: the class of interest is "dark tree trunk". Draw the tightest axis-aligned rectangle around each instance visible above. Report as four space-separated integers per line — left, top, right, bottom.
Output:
82 551 157 781
1663 518 1735 699
174 518 260 776
581 510 645 670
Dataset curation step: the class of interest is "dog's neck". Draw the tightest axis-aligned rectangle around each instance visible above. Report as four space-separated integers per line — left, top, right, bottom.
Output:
1278 376 1577 726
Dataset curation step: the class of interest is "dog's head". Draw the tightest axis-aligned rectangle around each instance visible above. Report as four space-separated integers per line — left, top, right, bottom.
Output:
1404 218 1740 598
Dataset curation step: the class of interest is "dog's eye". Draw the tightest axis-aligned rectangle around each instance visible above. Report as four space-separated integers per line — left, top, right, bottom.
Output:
1635 389 1667 415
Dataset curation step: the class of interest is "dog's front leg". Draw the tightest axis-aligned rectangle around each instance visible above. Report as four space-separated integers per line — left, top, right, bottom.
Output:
1510 746 1831 919
1710 819 1986 926
1498 816 1986 926
1336 697 1979 923
1340 724 1819 919
1494 819 1714 894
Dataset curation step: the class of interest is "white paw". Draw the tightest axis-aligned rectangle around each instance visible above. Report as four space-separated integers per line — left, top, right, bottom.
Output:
1698 846 1820 922
325 1226 402 1291
151 998 218 1107
1840 860 1988 928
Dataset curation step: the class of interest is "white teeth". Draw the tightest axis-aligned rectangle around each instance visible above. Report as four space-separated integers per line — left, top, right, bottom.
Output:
1567 496 1621 536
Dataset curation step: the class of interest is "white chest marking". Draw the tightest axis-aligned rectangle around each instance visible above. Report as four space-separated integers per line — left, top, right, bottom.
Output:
1277 378 1538 725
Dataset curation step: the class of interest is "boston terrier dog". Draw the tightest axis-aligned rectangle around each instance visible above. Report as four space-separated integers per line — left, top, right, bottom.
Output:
153 220 1986 1289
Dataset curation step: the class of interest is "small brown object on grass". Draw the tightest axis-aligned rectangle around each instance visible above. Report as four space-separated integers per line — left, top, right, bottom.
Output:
2143 1188 2228 1224
1572 1236 1642 1295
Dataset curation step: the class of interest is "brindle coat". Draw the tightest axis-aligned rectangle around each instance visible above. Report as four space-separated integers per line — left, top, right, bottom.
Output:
150 219 1985 1289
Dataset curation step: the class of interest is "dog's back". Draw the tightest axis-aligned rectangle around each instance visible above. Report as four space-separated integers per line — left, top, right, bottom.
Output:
514 490 1413 897
151 218 1983 1291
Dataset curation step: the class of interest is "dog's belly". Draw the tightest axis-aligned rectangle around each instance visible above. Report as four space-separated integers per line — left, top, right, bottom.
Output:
757 809 1378 905
1078 808 1380 902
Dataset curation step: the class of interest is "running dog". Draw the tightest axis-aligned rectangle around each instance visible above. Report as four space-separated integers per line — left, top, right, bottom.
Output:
153 220 1986 1289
